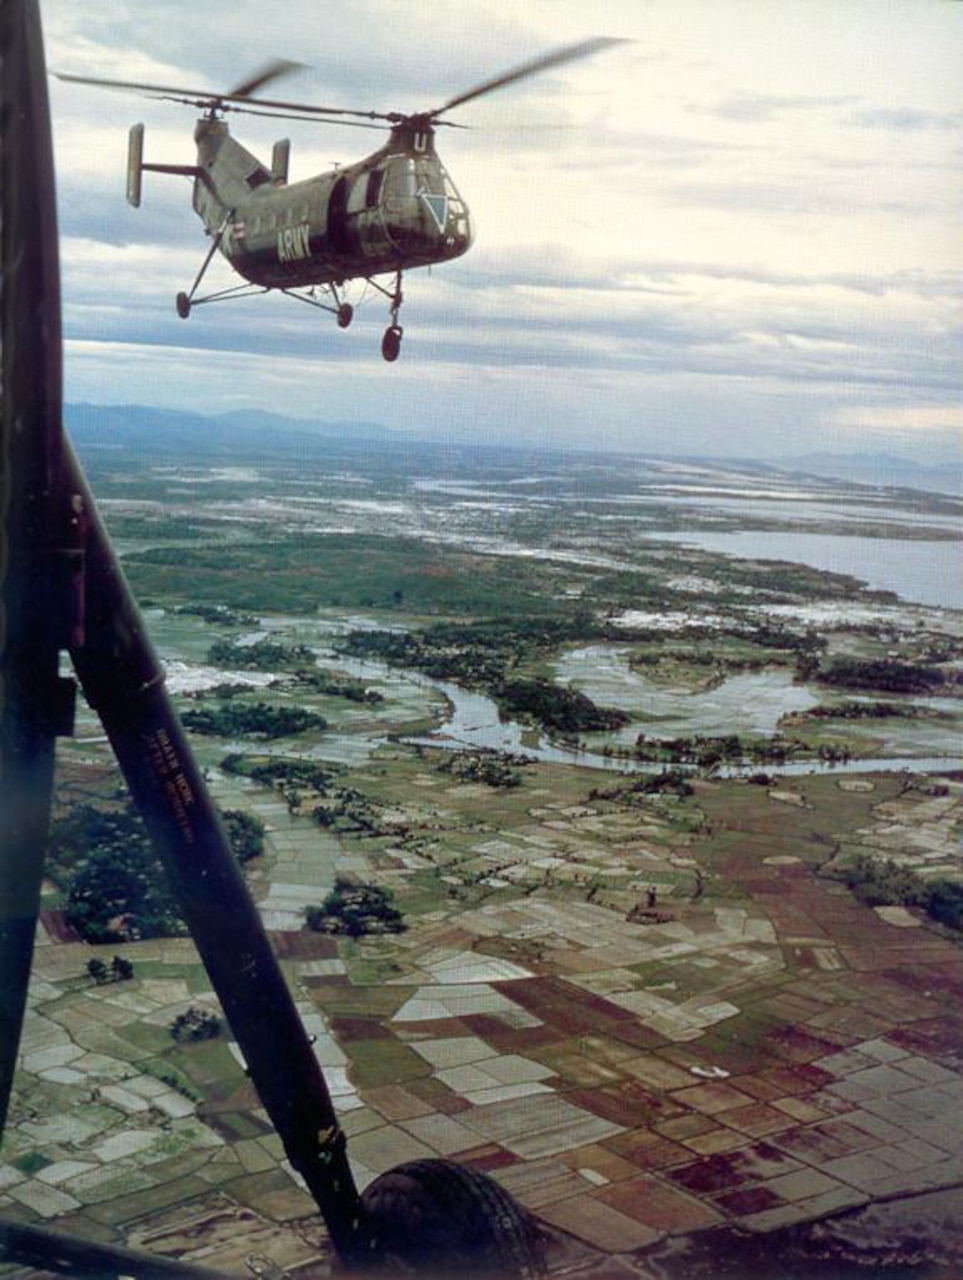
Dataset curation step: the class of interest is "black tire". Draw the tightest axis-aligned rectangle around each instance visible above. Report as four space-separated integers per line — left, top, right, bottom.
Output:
381 325 402 362
337 303 354 329
356 1158 545 1277
176 291 191 319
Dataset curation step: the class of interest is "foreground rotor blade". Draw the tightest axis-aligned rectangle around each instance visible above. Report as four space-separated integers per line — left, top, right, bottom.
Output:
54 69 395 122
432 35 628 116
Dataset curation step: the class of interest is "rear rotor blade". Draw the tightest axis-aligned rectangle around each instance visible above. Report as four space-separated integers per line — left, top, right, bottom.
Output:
431 35 628 117
227 57 303 99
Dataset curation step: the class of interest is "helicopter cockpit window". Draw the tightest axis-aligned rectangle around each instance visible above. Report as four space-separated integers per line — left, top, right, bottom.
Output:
365 169 384 209
246 166 271 190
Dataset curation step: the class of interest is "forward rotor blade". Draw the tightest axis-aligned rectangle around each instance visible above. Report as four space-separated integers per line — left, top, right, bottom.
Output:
54 70 395 122
228 58 304 99
54 70 233 100
431 36 628 116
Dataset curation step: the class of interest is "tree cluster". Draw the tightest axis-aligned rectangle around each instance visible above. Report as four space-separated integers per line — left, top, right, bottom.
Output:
837 854 963 931
48 800 267 944
182 700 326 739
208 638 313 670
220 808 266 863
170 1007 222 1043
49 805 185 944
438 749 528 789
304 878 405 937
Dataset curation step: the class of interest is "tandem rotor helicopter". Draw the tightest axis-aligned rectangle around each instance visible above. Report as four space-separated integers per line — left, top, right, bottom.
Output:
58 39 623 361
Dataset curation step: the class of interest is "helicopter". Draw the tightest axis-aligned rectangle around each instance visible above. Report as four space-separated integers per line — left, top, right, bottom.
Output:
57 39 623 361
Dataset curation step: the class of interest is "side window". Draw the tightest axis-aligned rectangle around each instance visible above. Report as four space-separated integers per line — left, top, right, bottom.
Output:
365 169 384 209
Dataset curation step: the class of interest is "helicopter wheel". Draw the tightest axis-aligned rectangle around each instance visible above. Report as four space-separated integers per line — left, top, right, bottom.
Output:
353 1158 545 1277
176 291 191 319
381 325 402 362
337 303 354 329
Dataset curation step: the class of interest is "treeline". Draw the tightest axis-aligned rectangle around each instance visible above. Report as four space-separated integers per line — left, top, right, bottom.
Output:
814 658 949 694
222 753 339 794
795 700 945 722
629 732 805 770
221 752 388 837
174 604 257 626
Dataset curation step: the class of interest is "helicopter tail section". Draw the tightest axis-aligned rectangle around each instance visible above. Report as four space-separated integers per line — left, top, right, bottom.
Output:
126 122 144 206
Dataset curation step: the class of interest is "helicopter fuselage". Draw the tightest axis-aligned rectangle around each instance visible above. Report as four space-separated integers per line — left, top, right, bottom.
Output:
191 117 473 289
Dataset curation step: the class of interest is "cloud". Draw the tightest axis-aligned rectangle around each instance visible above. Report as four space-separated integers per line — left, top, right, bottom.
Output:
44 0 963 462
830 403 963 435
693 92 856 124
849 107 963 133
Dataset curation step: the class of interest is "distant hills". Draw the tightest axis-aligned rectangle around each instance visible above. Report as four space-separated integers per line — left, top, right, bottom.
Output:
65 403 395 449
64 404 960 497
778 451 961 496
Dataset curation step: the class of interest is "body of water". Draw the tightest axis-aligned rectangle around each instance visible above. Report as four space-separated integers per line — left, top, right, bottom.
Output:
654 530 962 610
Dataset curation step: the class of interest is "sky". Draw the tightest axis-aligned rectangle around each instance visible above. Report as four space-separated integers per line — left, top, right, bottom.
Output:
44 0 962 461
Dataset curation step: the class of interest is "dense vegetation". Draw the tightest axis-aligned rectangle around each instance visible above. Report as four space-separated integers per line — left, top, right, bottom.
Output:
304 878 405 937
170 1007 222 1043
815 659 948 694
48 801 265 943
124 533 614 616
220 809 266 863
207 638 313 670
181 701 327 739
796 700 944 721
48 805 185 944
496 678 629 734
221 754 339 793
835 854 963 931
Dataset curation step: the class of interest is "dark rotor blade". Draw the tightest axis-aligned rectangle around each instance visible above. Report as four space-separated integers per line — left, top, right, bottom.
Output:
431 35 628 116
54 70 396 122
227 57 303 99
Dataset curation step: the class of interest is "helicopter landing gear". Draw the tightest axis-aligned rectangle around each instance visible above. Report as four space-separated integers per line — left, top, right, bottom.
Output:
381 325 402 362
337 302 354 329
380 271 404 361
175 210 235 318
357 1158 545 1276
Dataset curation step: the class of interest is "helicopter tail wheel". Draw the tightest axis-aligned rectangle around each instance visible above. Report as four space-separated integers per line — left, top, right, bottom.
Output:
355 1158 546 1277
176 291 191 319
381 325 403 362
337 303 354 329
